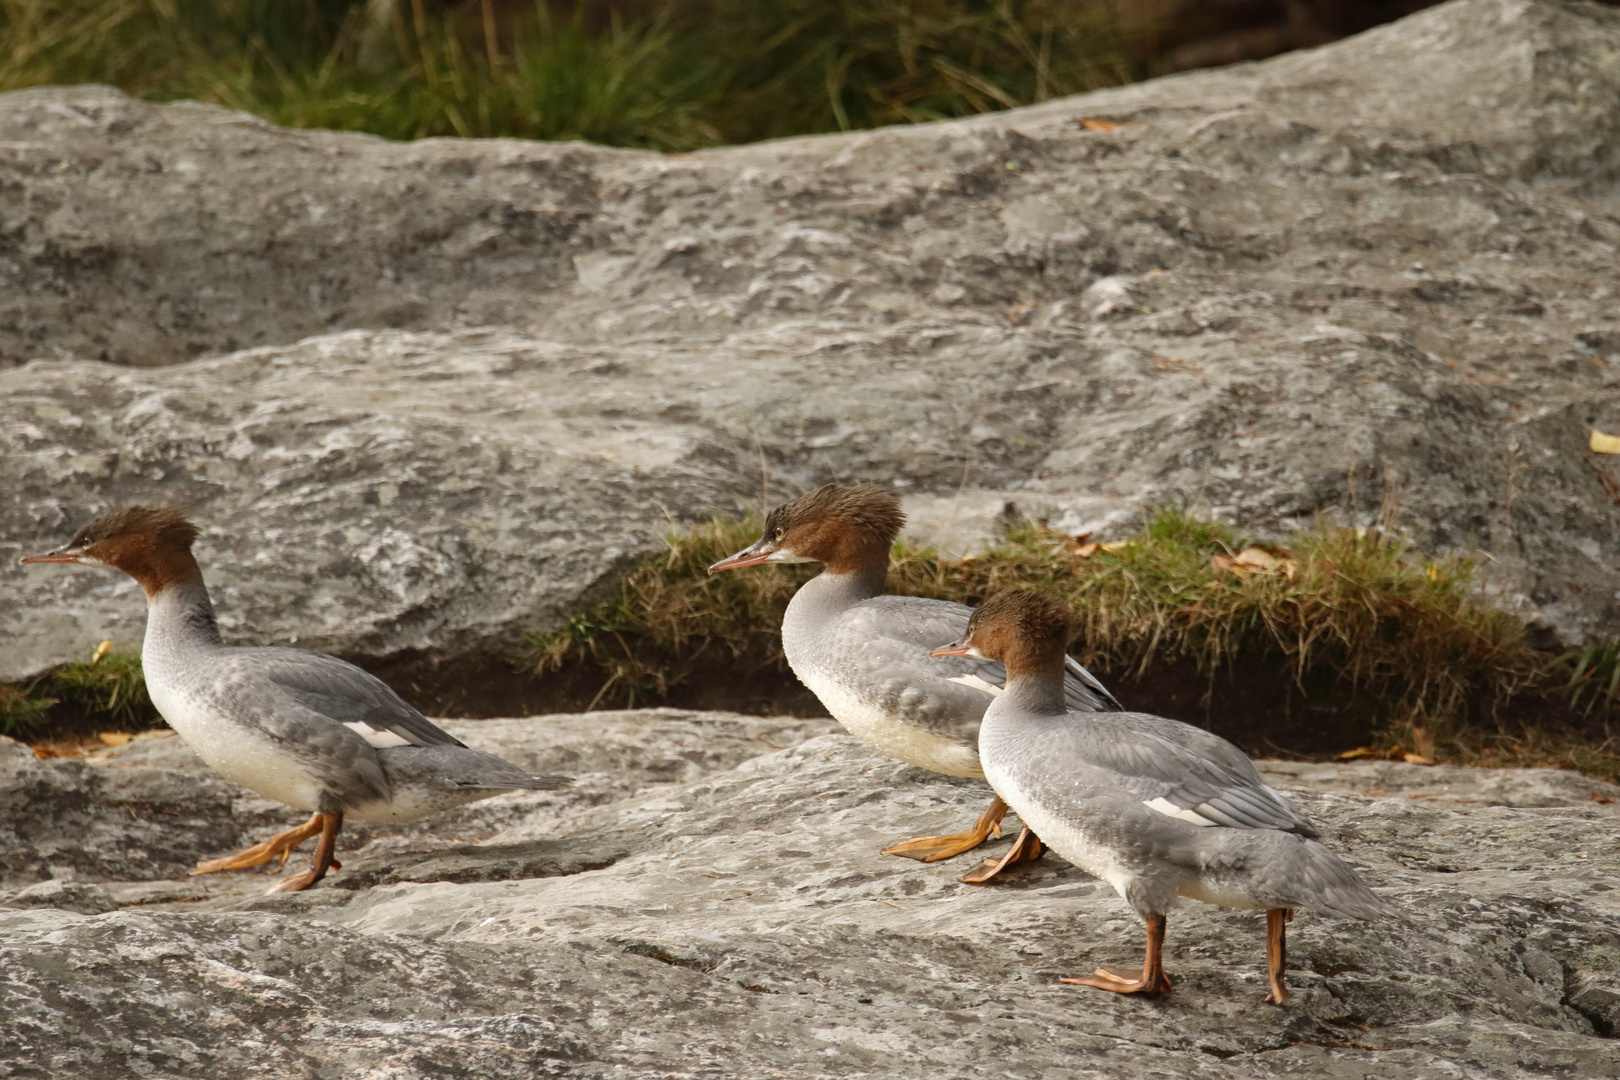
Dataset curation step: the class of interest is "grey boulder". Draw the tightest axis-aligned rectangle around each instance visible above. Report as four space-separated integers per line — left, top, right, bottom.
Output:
3 0 1620 684
2 710 1619 1078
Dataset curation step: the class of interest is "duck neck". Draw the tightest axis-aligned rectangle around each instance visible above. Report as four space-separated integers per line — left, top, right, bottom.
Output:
143 580 223 661
998 638 1070 716
781 560 887 662
1000 669 1070 716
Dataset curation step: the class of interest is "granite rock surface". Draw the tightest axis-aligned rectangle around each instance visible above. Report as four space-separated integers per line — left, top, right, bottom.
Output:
2 710 1619 1079
3 0 1620 682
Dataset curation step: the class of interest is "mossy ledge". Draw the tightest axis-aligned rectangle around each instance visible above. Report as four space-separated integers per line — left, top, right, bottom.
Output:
532 507 1618 775
8 508 1616 776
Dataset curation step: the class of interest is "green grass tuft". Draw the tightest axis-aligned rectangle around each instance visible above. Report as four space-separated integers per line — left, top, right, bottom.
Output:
1560 638 1620 716
0 682 54 736
532 515 817 706
534 507 1555 745
0 644 156 738
0 1 1131 149
46 649 154 727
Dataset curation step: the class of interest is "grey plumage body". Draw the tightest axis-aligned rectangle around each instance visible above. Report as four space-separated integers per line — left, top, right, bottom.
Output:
980 679 1395 921
782 572 1121 777
141 583 568 819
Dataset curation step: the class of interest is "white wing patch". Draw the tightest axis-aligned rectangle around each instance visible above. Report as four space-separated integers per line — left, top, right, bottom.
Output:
345 721 412 749
946 673 1004 697
1143 797 1218 827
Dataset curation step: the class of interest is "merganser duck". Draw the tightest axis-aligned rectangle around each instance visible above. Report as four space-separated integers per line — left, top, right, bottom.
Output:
931 590 1398 1003
21 507 571 893
709 483 1122 882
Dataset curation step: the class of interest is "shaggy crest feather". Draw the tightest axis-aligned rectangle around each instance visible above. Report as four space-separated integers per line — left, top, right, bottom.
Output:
764 483 905 547
72 506 201 550
967 590 1070 648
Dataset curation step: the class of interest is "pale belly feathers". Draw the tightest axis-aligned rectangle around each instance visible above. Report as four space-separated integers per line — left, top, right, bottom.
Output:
146 678 326 813
986 758 1137 897
985 757 1269 911
799 669 983 778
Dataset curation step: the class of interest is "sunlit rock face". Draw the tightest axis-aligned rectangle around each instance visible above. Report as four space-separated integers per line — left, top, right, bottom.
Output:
3 0 1619 682
3 711 1620 1077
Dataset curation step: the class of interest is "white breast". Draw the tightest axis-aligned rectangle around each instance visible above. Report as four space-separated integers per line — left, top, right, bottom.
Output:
799 670 983 778
145 677 325 812
982 757 1136 898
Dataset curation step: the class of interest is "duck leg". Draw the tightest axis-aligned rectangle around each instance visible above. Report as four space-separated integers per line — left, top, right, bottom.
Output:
1264 908 1293 1005
1064 913 1174 995
958 824 1045 885
267 812 344 893
190 813 328 876
883 795 1008 863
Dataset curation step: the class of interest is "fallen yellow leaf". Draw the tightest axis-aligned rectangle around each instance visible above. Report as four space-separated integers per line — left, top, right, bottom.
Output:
1234 547 1281 571
1591 428 1620 454
1079 116 1121 132
1073 541 1101 558
97 732 132 747
90 638 112 664
1337 747 1382 760
1099 540 1131 552
1402 753 1436 766
1212 546 1297 577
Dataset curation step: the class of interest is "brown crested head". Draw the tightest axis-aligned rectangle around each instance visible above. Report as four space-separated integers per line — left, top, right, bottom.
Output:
21 506 204 595
763 483 905 570
962 590 1072 677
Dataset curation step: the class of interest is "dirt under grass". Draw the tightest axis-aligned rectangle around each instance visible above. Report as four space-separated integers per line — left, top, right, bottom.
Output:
7 508 1617 779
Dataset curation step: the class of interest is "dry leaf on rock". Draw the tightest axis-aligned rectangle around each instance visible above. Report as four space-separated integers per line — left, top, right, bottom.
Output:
1079 117 1121 132
1591 428 1620 454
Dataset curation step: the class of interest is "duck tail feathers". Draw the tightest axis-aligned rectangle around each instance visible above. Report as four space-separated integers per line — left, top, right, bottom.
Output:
1291 838 1405 922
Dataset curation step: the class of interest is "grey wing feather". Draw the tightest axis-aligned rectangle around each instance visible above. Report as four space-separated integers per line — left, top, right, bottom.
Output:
201 663 395 807
1070 713 1316 836
238 647 468 749
857 596 1121 713
1063 655 1123 712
